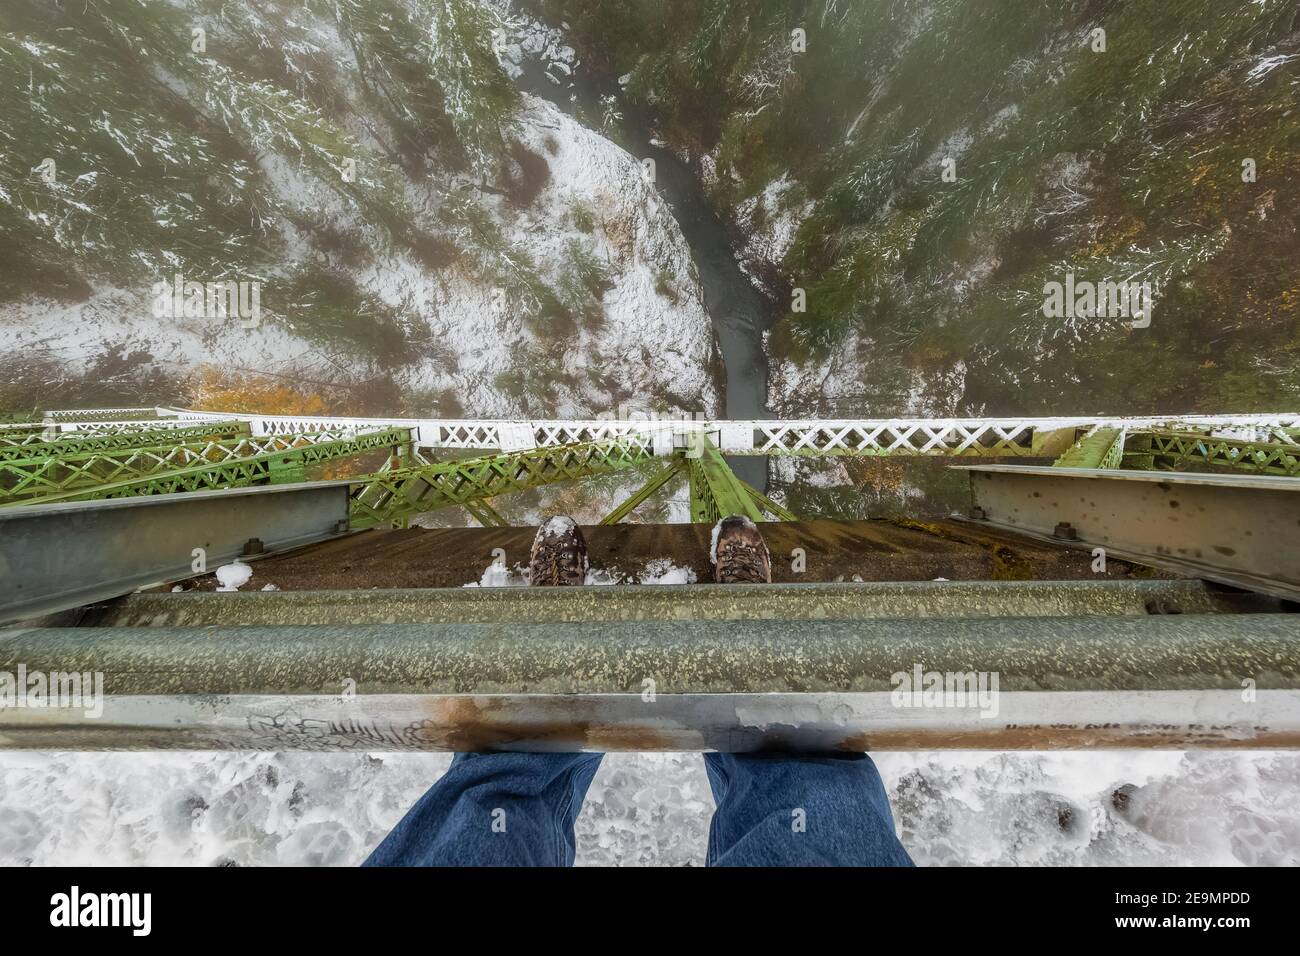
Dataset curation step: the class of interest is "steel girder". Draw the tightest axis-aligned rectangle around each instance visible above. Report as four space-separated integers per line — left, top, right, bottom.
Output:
0 421 251 461
0 482 353 624
964 464 1300 601
11 427 412 506
349 437 658 528
6 611 1299 750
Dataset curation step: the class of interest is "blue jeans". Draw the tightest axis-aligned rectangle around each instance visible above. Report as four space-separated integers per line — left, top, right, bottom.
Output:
364 752 914 867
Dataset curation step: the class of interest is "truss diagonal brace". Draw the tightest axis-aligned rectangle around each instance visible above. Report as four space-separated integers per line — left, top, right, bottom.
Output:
11 427 412 506
687 437 765 524
599 460 684 525
349 437 659 528
738 478 797 522
0 421 252 462
464 498 509 528
1137 430 1300 477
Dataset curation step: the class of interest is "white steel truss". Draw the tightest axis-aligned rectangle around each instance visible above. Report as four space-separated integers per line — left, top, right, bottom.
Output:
35 407 1300 457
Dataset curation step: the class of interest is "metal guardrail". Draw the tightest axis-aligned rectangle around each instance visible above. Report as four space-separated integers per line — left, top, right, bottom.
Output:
1 613 1296 750
82 580 1240 626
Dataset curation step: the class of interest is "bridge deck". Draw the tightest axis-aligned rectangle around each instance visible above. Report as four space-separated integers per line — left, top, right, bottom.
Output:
162 518 1167 592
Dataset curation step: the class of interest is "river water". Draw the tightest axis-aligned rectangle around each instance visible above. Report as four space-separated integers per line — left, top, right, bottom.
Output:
512 58 774 490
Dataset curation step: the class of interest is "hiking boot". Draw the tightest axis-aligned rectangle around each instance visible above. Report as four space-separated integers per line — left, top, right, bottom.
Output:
528 515 588 586
711 514 772 583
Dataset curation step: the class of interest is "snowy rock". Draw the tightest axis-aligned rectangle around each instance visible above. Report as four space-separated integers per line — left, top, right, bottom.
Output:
733 172 814 298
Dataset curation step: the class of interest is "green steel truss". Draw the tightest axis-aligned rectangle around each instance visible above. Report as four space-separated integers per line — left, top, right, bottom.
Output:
599 461 685 525
686 437 766 524
0 421 251 462
0 431 410 503
591 438 795 527
349 434 798 529
9 427 412 506
43 407 159 422
1050 426 1300 478
10 409 1298 528
349 437 656 528
1135 430 1300 477
1053 426 1125 469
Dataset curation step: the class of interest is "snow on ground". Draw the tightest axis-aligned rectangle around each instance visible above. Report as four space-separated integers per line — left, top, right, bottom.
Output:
2 10 719 420
1 750 1296 866
733 172 815 297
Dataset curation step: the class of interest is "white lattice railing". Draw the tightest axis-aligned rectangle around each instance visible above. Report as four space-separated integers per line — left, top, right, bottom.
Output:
36 407 1300 457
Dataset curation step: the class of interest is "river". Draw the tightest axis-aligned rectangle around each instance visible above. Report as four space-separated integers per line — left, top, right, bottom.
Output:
511 55 775 490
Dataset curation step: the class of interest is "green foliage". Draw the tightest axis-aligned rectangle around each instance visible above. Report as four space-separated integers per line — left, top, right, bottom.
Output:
0 0 521 303
570 200 596 233
545 0 1300 415
556 240 612 330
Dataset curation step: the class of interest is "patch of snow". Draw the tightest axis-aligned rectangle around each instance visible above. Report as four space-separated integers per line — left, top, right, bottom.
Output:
1246 52 1297 85
733 172 814 297
539 514 577 539
463 562 529 588
638 559 696 585
2 750 1295 866
583 566 623 586
214 561 253 591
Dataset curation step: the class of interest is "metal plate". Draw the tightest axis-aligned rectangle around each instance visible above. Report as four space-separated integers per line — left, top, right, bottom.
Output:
0 482 352 623
962 465 1300 600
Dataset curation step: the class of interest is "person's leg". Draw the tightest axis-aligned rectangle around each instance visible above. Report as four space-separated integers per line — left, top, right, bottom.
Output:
364 751 604 866
703 517 909 865
368 516 601 867
703 752 913 867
